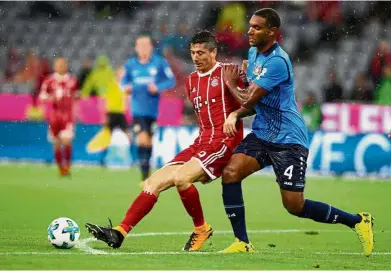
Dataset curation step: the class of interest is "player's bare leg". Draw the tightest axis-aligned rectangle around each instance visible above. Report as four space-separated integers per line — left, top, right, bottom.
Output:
280 189 374 256
173 158 214 251
53 137 64 176
137 131 153 184
86 165 180 248
220 153 260 253
59 125 74 176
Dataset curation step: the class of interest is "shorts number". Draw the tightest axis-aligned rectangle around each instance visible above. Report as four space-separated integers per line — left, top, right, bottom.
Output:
284 165 294 180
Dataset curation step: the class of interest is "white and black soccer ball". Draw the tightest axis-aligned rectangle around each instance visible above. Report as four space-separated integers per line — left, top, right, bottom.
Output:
47 217 80 249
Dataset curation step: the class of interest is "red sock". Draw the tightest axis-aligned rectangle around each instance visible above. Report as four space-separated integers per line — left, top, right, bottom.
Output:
120 191 158 233
55 148 62 169
178 184 205 227
64 145 72 167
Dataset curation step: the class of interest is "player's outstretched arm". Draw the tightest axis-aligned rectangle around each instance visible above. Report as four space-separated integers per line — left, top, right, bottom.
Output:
241 83 268 110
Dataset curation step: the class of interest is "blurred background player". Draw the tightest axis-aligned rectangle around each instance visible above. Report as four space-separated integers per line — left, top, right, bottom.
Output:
85 30 246 252
39 57 79 176
121 34 176 183
82 57 130 164
220 8 374 255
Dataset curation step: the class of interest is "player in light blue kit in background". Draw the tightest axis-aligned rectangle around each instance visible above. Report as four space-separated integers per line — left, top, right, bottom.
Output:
122 35 175 184
220 8 374 255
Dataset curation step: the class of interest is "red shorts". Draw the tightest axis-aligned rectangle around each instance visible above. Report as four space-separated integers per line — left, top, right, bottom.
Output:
166 141 233 180
49 114 73 138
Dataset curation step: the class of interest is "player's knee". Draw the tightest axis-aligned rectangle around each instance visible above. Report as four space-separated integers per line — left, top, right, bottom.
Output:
282 197 304 216
137 132 151 147
144 177 174 194
172 171 191 189
222 165 241 184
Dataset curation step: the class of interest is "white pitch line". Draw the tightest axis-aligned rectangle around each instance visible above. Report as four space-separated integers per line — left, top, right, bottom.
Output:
75 237 108 255
1 251 391 256
77 229 340 255
73 229 390 256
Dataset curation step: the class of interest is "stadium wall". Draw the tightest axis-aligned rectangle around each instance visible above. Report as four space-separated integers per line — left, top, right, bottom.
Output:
0 122 390 178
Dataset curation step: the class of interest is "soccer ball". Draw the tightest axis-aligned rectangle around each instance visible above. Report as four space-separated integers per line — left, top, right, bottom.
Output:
47 217 80 249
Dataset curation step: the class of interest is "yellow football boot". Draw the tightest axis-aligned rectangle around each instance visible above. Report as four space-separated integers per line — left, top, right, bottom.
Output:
354 212 374 257
220 238 256 253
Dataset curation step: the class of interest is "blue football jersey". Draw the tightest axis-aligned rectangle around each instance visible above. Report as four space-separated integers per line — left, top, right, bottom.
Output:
122 53 176 119
247 43 308 148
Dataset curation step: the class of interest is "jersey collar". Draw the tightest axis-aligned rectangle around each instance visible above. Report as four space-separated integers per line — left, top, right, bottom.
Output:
262 42 279 56
197 62 220 77
54 73 69 80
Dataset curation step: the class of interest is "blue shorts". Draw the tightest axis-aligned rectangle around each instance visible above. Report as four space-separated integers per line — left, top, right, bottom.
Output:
132 117 156 136
234 133 309 192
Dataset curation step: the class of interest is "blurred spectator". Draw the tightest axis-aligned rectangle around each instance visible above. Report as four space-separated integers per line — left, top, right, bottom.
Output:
25 58 50 121
32 58 51 106
23 1 67 19
215 2 247 56
323 71 343 102
350 72 373 102
369 40 391 87
78 57 93 90
376 65 391 105
301 92 321 132
159 24 191 58
216 2 247 34
216 23 247 56
81 56 115 97
161 46 189 99
156 24 169 50
13 50 41 84
4 48 22 82
307 1 342 43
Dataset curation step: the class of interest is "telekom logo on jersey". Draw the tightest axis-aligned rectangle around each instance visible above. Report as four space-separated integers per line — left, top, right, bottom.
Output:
193 96 202 111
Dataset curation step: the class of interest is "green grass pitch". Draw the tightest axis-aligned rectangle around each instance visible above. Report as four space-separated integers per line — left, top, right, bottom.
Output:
0 164 390 269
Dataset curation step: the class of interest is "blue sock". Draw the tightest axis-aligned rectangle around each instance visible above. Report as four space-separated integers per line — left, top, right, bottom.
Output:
222 182 249 243
299 199 362 228
138 146 152 180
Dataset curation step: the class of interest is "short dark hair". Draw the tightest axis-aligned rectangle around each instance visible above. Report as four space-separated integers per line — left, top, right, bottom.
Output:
190 30 217 51
135 34 153 44
254 8 281 29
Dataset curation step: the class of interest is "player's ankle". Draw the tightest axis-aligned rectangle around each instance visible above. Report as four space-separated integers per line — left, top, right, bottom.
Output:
194 221 208 232
113 225 128 237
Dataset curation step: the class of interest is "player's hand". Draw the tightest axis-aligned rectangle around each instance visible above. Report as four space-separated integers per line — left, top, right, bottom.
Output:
224 111 238 137
148 83 158 95
124 85 132 95
241 60 248 73
223 64 240 86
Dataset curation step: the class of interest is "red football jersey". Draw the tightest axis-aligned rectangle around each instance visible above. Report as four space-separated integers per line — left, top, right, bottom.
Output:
186 62 244 151
40 73 78 117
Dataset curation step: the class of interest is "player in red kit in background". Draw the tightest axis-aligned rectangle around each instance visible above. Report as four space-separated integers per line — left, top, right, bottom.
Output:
39 58 79 176
86 30 251 252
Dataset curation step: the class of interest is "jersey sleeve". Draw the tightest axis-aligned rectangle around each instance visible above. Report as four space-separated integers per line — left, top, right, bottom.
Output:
156 57 176 93
40 77 52 97
185 76 191 97
237 69 248 88
252 57 289 92
121 62 132 88
71 77 80 98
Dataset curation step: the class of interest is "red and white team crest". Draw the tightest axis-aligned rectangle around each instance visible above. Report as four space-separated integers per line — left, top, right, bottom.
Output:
211 76 219 87
253 65 262 76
